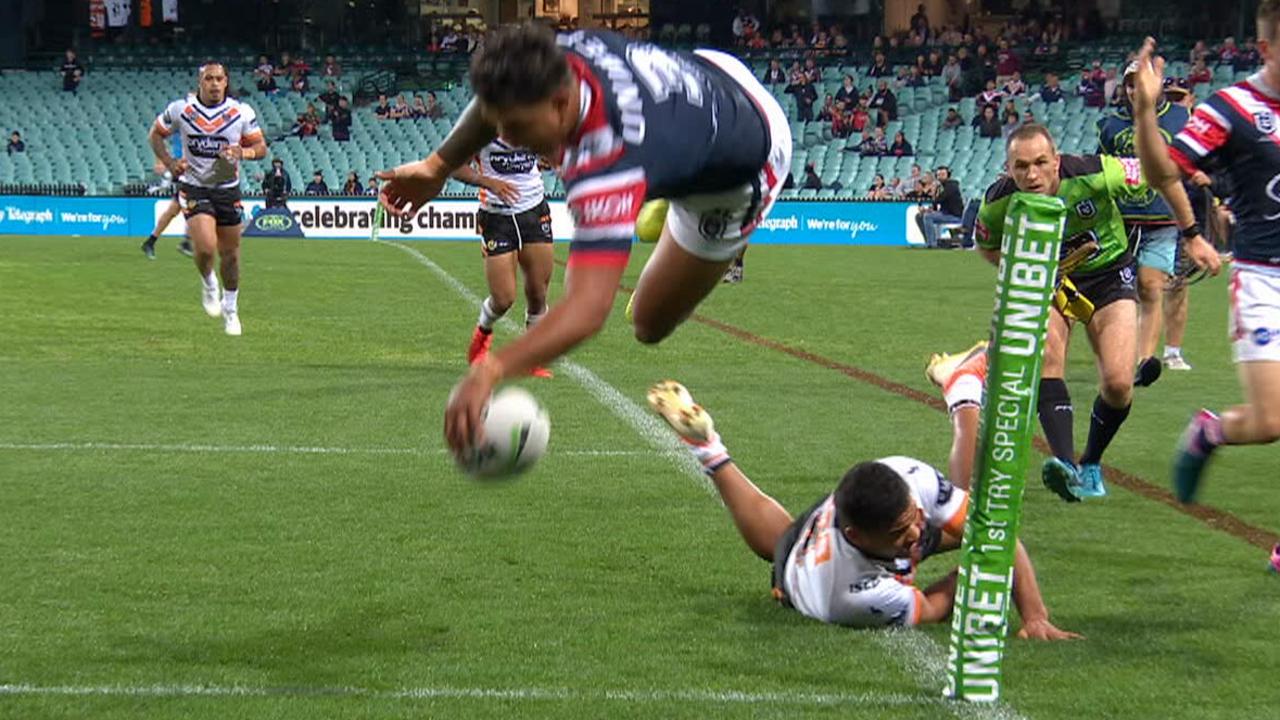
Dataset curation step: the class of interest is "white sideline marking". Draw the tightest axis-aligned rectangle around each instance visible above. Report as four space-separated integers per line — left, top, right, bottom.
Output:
379 240 713 494
0 442 642 458
0 682 944 708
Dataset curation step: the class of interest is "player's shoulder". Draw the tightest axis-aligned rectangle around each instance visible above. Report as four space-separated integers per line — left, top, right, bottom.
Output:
1058 153 1105 179
556 28 631 57
982 174 1017 205
875 455 952 498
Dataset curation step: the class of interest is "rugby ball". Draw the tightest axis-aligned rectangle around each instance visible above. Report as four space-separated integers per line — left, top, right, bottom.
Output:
456 387 550 479
635 199 668 244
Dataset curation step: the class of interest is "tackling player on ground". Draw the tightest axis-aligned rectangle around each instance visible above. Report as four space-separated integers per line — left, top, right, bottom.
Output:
646 350 1079 638
451 140 555 379
376 24 791 456
975 124 1219 502
1130 20 1280 567
149 63 266 336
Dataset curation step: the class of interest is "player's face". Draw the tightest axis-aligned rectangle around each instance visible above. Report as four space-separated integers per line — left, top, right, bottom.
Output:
846 504 926 560
199 65 228 105
485 88 574 158
1007 135 1060 195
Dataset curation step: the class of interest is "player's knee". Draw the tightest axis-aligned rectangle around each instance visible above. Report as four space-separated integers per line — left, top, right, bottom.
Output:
1100 376 1132 406
489 291 515 314
1258 410 1280 442
523 287 547 313
1138 277 1164 304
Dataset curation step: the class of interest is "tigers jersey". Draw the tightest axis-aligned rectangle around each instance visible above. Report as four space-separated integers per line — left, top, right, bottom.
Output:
475 140 545 215
780 456 968 628
153 95 263 189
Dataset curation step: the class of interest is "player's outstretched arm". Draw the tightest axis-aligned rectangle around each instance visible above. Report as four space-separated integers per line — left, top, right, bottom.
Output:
378 100 497 216
917 570 959 624
444 262 627 454
1010 539 1083 641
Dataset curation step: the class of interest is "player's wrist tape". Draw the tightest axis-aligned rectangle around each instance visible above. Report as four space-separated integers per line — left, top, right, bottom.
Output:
685 433 731 474
1180 223 1202 239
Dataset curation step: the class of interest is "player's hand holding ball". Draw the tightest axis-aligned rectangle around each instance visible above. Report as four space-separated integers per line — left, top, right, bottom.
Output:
453 386 551 479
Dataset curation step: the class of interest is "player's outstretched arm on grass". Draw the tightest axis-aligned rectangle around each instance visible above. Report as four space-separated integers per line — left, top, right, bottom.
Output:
917 570 959 624
378 100 497 216
444 261 628 454
1010 539 1083 641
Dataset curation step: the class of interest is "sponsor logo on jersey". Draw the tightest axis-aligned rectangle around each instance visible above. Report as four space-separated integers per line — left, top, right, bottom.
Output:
1255 327 1275 346
187 135 229 159
573 191 638 227
489 151 538 175
1074 199 1097 218
1254 110 1277 134
935 471 954 505
851 577 882 592
1186 114 1213 135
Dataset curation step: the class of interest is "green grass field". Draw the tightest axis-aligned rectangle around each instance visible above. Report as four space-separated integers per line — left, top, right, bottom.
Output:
1 235 1277 719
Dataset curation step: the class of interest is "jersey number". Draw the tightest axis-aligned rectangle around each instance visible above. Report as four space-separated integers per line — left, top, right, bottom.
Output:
627 45 704 107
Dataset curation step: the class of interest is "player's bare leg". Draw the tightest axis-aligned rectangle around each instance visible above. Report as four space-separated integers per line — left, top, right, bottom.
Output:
516 242 555 378
215 226 242 335
1175 361 1280 503
1135 265 1167 385
1162 283 1191 369
188 214 221 318
629 225 734 344
925 340 988 490
647 381 792 561
469 251 518 363
142 199 182 260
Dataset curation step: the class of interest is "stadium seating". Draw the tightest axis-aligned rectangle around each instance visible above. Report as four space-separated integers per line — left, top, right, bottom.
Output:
0 44 1257 202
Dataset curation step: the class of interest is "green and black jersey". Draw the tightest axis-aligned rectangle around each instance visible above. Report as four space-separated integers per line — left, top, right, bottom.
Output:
976 154 1152 275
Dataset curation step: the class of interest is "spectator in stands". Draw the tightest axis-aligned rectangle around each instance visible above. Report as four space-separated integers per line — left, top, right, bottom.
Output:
943 107 964 130
1001 106 1022 138
390 94 412 120
905 66 926 87
918 165 965 247
1219 36 1239 65
412 95 430 119
425 91 444 120
1078 62 1107 108
331 97 352 142
7 131 24 154
763 59 787 85
342 172 363 195
262 159 291 208
907 163 922 190
1189 58 1212 85
818 94 836 122
831 24 849 51
831 100 853 138
802 162 823 190
870 80 897 124
375 94 391 120
803 57 822 84
291 70 310 94
786 61 806 91
974 44 997 86
61 49 83 93
322 54 342 79
978 79 1004 110
914 171 936 201
868 52 892 78
850 98 871 133
732 8 759 45
974 104 1002 138
943 54 963 101
289 110 319 138
254 55 278 94
1002 71 1027 97
1022 109 1037 125
1236 38 1261 70
275 51 293 77
440 26 462 53
888 177 904 198
910 4 930 40
890 131 914 157
793 76 817 122
925 50 944 77
365 177 379 196
995 39 1021 85
835 74 858 106
319 81 342 120
864 127 889 156
1038 73 1064 103
868 173 890 199
1190 40 1210 65
305 171 329 196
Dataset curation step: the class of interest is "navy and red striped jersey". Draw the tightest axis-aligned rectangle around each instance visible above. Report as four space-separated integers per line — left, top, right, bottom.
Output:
555 30 770 268
1170 74 1280 265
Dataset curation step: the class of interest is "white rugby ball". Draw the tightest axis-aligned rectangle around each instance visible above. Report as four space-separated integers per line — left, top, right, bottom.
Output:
457 387 550 479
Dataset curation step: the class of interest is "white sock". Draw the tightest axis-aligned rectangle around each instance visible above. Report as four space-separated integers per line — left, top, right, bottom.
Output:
944 374 985 416
526 309 546 330
1164 345 1181 357
202 270 218 291
223 288 238 312
477 297 505 331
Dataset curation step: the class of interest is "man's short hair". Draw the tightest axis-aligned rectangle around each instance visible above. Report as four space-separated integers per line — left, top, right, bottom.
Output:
1005 122 1057 153
470 23 570 108
1259 0 1280 42
834 462 912 535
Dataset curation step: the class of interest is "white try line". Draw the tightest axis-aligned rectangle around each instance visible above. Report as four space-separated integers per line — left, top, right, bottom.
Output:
0 441 644 458
0 681 950 709
381 240 1023 719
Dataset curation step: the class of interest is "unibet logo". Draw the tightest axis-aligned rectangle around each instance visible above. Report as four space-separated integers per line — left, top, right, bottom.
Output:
255 213 295 232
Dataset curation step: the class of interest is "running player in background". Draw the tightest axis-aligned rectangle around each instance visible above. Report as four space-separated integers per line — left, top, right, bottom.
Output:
646 357 1079 638
1130 26 1280 547
975 124 1219 502
142 112 194 259
1097 63 1191 387
1159 78 1204 371
452 139 555 379
377 25 791 455
149 63 266 336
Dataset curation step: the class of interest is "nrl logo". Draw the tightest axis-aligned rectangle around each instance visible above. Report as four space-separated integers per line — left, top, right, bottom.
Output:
1074 199 1097 218
1255 111 1276 134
